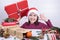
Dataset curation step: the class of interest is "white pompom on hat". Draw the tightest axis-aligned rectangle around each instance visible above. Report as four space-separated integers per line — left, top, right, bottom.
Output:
27 8 40 18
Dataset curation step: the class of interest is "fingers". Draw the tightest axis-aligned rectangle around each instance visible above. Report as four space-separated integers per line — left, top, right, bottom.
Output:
40 14 48 21
40 14 45 18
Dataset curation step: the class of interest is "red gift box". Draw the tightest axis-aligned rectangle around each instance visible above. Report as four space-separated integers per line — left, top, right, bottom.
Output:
5 0 29 20
3 0 29 26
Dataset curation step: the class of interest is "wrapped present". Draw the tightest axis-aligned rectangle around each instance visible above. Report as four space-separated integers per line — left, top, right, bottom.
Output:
5 0 29 20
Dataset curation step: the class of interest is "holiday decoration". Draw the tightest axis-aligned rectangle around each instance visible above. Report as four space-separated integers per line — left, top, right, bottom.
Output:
5 0 29 20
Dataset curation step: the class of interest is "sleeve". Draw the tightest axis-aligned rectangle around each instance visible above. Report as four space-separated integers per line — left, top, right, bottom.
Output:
40 20 53 29
45 20 53 28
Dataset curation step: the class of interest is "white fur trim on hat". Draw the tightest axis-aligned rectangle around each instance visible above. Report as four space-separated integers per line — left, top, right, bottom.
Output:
27 9 40 18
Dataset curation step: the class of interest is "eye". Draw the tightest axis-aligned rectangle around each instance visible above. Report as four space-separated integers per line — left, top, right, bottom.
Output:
34 15 37 16
29 14 32 16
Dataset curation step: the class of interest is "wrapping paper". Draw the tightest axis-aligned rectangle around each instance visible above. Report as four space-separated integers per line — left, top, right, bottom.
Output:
5 0 29 19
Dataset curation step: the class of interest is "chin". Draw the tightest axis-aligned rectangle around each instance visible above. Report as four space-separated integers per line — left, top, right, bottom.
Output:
30 21 35 24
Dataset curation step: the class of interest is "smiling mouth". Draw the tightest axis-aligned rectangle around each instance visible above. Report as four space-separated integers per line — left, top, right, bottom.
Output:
30 19 35 21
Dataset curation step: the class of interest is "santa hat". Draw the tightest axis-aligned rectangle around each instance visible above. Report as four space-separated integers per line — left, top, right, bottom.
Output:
27 8 40 18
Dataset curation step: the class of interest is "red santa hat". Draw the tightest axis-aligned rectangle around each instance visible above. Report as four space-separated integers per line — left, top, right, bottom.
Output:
27 8 40 18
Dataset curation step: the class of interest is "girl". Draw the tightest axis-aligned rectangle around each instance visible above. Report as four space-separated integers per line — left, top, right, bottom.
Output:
21 8 53 29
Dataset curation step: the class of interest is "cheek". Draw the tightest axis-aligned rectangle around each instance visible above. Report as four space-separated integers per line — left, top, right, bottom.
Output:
28 16 31 20
34 17 37 21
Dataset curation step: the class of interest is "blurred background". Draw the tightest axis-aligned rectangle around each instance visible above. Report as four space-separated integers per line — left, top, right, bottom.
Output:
0 0 60 28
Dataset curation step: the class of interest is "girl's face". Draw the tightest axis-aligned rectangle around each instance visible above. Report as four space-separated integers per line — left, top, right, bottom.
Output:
28 12 38 24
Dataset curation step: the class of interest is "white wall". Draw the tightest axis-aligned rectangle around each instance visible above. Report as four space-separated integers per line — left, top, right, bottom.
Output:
0 0 60 28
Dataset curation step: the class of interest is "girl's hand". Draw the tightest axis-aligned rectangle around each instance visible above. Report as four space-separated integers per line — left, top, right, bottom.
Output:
40 14 48 22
